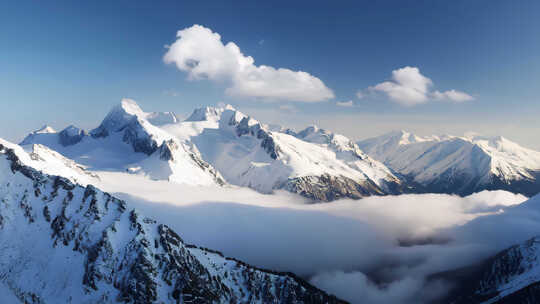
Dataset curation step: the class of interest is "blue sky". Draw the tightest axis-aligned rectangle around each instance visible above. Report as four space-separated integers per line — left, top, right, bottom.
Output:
1 0 539 148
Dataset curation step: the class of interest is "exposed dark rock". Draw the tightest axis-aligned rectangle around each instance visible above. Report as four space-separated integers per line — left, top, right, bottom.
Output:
158 139 178 161
285 173 385 202
120 118 160 155
58 126 87 146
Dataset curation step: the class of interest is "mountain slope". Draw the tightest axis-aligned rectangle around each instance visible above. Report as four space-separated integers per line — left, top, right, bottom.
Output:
358 130 540 196
20 100 405 201
0 140 345 303
441 233 540 304
20 99 224 187
164 105 404 201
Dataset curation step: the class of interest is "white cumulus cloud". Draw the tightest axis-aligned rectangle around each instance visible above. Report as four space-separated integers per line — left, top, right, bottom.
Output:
368 66 474 106
163 25 334 102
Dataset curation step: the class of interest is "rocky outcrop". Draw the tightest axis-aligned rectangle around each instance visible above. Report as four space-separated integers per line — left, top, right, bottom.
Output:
58 125 87 146
120 118 161 155
285 173 385 202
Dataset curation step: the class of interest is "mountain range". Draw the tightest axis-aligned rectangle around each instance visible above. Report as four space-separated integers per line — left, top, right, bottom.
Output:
20 99 406 202
4 99 540 302
358 130 540 197
20 99 540 202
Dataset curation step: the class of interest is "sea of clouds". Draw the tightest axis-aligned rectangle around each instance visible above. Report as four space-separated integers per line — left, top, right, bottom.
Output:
96 171 533 303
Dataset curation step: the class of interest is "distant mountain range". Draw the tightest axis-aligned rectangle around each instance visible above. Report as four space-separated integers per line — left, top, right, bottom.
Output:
358 130 540 197
18 99 540 200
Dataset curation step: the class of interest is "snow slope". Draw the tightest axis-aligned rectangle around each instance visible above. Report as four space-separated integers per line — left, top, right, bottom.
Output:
358 130 540 196
0 138 98 186
163 105 404 201
20 99 224 187
22 100 403 201
0 139 344 304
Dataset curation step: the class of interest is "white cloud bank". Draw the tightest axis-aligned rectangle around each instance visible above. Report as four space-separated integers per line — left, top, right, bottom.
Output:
94 171 530 303
367 66 474 106
163 25 334 102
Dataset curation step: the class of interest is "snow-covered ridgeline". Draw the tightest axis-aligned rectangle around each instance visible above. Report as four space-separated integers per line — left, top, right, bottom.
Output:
0 140 344 303
20 99 225 187
358 130 540 196
20 100 404 201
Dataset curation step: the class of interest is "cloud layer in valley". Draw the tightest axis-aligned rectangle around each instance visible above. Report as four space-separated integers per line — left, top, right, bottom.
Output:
365 66 474 106
163 25 334 102
95 171 529 303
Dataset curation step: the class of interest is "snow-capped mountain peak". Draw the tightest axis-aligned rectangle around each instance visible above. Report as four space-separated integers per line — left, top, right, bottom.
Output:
90 98 147 137
19 100 226 187
358 130 540 196
20 100 411 200
33 125 56 134
185 106 225 122
175 106 404 200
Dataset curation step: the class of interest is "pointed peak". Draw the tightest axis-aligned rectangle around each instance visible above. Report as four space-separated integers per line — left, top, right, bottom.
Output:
296 125 323 138
92 99 146 136
186 106 224 122
223 104 236 111
59 125 85 136
34 125 56 134
146 112 178 126
305 125 320 132
116 98 145 116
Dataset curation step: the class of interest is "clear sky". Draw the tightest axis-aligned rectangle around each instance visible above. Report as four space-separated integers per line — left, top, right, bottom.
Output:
1 0 539 148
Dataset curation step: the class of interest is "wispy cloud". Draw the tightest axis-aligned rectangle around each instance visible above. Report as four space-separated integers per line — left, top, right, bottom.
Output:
163 25 334 102
432 89 474 103
336 100 354 107
366 66 474 106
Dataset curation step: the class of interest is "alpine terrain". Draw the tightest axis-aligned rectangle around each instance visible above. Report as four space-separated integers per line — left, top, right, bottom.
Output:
358 130 540 196
0 138 345 303
21 99 405 202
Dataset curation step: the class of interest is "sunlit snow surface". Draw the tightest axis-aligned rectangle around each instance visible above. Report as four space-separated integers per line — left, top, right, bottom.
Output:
20 101 401 196
359 130 540 189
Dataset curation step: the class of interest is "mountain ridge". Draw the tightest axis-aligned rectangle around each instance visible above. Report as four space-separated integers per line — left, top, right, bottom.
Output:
20 100 405 201
0 139 346 303
358 130 540 196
